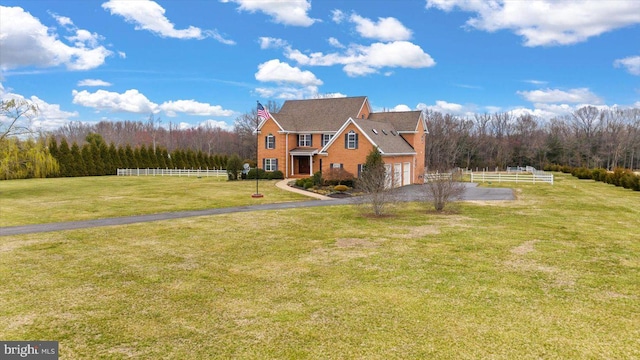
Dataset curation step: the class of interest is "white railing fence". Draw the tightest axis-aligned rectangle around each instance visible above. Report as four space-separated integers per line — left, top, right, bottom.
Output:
466 166 553 185
117 168 227 178
423 172 453 182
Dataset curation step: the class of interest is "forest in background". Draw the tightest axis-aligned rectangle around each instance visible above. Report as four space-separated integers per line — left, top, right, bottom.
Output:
2 99 640 180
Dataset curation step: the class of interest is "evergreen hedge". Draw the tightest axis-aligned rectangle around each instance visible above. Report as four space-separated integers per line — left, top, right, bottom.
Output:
544 164 639 191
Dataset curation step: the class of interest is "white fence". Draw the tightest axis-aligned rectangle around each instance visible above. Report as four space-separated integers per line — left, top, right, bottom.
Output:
423 172 453 182
117 168 227 178
468 167 553 185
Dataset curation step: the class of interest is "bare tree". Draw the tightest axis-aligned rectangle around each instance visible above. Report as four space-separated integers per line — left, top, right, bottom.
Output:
1 99 38 140
422 170 466 212
570 106 603 167
423 111 468 171
234 101 281 161
355 148 397 216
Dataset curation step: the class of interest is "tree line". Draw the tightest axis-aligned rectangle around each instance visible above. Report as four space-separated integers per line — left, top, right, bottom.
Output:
43 134 231 178
2 97 639 180
424 106 640 171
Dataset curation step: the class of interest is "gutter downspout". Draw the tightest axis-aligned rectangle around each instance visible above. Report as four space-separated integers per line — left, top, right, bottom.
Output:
285 132 289 178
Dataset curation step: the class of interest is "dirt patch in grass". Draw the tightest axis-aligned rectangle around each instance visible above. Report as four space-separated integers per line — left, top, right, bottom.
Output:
462 200 513 207
393 225 441 239
511 240 539 255
0 239 43 253
335 238 378 248
3 314 37 331
506 240 577 289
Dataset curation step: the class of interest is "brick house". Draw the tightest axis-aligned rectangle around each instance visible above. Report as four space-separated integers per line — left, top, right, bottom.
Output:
257 96 427 186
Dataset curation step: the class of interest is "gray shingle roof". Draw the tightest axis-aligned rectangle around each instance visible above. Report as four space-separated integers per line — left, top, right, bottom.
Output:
268 97 422 155
353 119 416 155
272 96 368 132
367 111 424 132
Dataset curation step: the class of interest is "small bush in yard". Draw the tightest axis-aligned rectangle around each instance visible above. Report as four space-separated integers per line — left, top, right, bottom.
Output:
571 167 592 179
591 168 607 182
312 171 323 186
304 179 314 189
269 170 284 180
246 168 267 179
334 185 348 192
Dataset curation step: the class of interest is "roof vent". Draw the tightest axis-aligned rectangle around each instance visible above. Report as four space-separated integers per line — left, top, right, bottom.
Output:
382 129 388 135
390 130 397 136
372 129 378 134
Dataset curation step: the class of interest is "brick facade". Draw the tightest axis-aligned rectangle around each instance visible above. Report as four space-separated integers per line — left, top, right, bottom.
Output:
257 96 428 185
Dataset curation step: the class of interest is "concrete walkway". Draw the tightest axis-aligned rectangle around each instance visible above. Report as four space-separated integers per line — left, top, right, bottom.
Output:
275 179 333 200
1 181 513 236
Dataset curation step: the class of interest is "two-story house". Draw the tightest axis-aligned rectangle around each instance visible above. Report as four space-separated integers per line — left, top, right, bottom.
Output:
257 96 427 186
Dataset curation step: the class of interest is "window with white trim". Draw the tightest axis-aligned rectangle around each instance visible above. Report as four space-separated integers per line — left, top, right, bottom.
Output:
298 134 312 147
264 158 278 171
322 134 333 146
265 134 275 149
346 130 358 149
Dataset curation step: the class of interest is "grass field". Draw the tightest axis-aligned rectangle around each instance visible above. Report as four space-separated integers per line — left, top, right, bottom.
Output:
1 174 638 359
0 176 308 227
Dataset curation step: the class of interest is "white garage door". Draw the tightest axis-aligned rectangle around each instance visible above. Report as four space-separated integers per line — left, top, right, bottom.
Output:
394 163 402 188
403 162 411 185
384 164 392 189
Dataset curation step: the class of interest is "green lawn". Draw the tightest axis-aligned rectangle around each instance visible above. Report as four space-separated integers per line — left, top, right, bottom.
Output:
1 174 638 359
0 176 308 226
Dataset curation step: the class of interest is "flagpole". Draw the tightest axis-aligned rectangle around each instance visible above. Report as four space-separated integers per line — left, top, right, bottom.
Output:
252 100 263 198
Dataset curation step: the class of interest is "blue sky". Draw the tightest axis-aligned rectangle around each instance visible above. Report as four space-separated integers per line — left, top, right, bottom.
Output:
1 0 639 132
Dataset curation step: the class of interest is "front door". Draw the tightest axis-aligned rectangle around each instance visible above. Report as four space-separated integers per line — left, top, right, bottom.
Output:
298 157 310 175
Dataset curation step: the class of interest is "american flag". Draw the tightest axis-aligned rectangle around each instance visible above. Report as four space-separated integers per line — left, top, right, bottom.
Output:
257 101 271 120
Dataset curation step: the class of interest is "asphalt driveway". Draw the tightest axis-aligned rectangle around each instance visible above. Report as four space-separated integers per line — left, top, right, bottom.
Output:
0 183 513 236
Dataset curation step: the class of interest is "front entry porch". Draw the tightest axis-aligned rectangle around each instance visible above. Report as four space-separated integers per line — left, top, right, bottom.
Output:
289 148 318 177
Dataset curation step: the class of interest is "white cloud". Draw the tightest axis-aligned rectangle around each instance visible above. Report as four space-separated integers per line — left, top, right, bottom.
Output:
614 55 640 75
50 12 73 27
391 104 412 112
67 29 103 48
510 103 575 120
328 37 345 48
177 122 192 130
417 100 478 117
426 100 462 113
71 88 234 117
255 85 320 100
286 41 435 77
455 83 482 90
517 88 602 104
426 0 640 46
349 14 413 41
159 100 234 117
223 0 317 26
0 6 112 70
198 119 234 131
331 9 345 24
30 95 80 130
317 93 347 99
77 79 112 87
524 79 548 85
259 37 288 49
255 59 323 86
102 0 235 44
72 89 159 114
1 89 78 131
